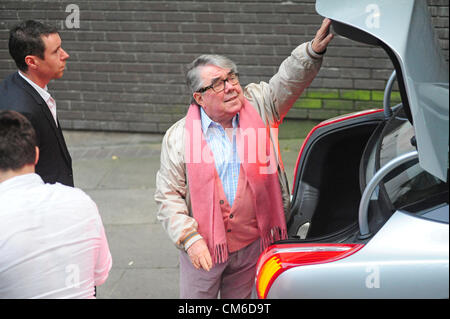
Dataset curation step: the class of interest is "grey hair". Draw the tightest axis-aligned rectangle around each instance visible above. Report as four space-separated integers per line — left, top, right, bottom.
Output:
185 54 238 104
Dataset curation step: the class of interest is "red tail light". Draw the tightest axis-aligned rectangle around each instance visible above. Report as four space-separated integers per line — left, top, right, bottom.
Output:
255 243 364 299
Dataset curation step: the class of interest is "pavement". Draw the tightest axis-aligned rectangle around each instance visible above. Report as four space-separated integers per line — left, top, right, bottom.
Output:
64 129 303 299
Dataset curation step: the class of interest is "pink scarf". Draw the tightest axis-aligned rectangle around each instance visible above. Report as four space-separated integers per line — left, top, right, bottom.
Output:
184 98 287 264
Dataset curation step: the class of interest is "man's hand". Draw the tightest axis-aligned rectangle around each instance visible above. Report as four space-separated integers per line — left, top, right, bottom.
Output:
187 239 213 271
312 18 334 54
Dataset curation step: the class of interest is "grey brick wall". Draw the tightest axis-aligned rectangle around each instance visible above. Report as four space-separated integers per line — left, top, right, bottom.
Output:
0 0 448 133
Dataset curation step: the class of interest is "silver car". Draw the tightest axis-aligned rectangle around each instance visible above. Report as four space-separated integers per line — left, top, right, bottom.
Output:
255 0 449 299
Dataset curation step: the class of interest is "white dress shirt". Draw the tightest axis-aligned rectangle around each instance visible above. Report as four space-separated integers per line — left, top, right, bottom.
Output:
18 71 58 126
0 174 112 299
200 107 240 206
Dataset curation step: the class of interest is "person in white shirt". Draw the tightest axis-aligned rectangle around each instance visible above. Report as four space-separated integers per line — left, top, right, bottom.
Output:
0 110 112 299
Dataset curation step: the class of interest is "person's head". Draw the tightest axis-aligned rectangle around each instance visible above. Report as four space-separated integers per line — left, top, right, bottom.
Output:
9 20 69 83
0 111 38 179
186 55 244 127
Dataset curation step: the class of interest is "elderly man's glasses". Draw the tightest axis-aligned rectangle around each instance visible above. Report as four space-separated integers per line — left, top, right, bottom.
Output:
197 73 239 93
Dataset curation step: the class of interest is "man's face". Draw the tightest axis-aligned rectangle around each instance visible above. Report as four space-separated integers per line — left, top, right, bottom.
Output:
194 64 244 128
35 33 69 82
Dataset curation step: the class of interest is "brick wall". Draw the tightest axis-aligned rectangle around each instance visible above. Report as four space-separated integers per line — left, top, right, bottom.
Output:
0 0 448 133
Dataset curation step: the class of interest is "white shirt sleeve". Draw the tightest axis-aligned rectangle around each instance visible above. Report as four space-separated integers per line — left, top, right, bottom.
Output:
91 202 112 286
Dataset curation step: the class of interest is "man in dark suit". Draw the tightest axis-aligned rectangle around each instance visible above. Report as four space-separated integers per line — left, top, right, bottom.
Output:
0 20 73 186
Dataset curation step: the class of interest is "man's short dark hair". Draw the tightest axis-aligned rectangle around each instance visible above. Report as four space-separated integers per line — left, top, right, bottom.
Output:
9 20 58 72
0 111 37 171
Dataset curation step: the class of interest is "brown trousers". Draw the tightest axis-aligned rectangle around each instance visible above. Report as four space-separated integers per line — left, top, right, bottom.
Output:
179 239 261 299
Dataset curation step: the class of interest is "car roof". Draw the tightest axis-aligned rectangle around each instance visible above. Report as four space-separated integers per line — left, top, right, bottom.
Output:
316 0 449 181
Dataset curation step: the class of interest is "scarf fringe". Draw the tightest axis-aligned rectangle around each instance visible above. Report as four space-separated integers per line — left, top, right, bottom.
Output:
213 227 287 265
260 226 288 252
213 242 229 265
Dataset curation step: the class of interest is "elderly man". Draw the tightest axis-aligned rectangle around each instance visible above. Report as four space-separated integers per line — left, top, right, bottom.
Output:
155 19 333 299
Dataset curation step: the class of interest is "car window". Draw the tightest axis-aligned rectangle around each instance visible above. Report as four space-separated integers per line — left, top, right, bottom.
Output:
377 110 448 214
418 204 449 223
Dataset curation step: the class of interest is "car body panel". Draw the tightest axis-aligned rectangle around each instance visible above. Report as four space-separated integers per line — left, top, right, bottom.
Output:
267 210 449 299
316 0 449 181
256 0 449 299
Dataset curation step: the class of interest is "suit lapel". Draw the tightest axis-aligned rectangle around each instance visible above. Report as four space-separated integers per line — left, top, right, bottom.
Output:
15 73 72 166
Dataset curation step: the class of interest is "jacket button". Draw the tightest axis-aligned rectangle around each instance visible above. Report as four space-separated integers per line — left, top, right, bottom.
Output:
219 200 224 205
229 214 234 219
227 229 231 233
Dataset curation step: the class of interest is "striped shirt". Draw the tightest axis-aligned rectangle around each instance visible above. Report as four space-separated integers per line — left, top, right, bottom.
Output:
200 108 240 206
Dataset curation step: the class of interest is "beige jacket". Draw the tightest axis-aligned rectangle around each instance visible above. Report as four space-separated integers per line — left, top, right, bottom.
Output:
155 41 323 251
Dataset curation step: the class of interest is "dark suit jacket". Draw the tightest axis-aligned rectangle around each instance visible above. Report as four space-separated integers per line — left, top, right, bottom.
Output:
0 72 74 187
